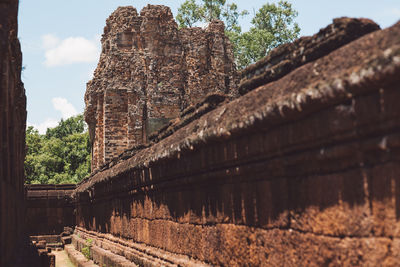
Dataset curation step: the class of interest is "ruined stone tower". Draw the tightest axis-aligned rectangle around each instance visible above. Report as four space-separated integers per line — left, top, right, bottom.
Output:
85 5 237 171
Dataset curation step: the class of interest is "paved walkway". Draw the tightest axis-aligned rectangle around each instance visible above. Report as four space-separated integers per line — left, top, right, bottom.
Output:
53 250 75 267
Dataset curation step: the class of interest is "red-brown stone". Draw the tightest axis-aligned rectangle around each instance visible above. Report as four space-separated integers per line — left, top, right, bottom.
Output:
238 17 380 94
74 14 400 266
25 184 76 236
85 5 237 172
0 0 27 266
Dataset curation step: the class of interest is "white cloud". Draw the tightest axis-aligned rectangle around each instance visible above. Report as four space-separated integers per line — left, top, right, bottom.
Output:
28 119 59 134
43 35 100 67
87 63 98 80
95 34 102 43
88 68 94 80
28 97 78 134
42 34 60 49
52 97 78 119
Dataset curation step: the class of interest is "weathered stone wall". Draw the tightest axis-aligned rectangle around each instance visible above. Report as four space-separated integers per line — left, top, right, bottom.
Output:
85 5 237 171
0 0 27 266
25 184 76 236
238 17 380 95
74 17 400 266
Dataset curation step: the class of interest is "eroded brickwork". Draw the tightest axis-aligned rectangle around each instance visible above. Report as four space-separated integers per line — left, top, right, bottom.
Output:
85 5 237 171
75 16 400 266
0 0 27 266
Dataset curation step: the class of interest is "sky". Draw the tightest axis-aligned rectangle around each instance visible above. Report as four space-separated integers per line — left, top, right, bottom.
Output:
18 0 400 133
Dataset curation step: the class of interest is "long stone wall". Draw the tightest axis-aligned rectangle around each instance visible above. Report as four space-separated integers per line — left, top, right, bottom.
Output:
85 5 237 172
25 184 76 236
0 0 27 266
73 16 400 266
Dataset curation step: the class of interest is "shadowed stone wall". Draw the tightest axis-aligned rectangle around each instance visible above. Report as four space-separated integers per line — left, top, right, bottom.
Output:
0 0 27 266
74 14 400 266
25 184 76 236
85 5 237 172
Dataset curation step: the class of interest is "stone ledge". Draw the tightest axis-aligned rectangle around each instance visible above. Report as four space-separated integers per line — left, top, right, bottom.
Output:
238 17 380 94
25 184 77 191
72 225 400 266
73 227 210 267
30 235 60 244
76 20 400 195
65 244 98 267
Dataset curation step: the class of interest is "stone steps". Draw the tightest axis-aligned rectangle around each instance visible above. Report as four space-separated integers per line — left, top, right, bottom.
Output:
69 235 140 267
91 245 138 267
65 245 98 267
72 229 209 267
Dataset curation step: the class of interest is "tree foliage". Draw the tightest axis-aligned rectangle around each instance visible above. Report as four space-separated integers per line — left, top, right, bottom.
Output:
176 0 204 28
177 0 300 69
177 0 248 32
25 114 91 184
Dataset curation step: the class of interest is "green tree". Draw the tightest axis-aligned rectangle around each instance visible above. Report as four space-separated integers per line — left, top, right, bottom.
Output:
25 127 44 184
222 3 248 33
176 0 203 27
176 0 299 69
202 0 226 21
237 1 300 68
25 114 91 184
177 0 248 32
45 115 86 139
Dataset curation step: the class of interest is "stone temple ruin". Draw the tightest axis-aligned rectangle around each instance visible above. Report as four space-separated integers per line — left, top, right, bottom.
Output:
2 1 400 266
85 6 237 171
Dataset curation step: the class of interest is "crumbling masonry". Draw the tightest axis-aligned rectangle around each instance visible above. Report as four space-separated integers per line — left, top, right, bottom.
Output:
85 6 237 171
